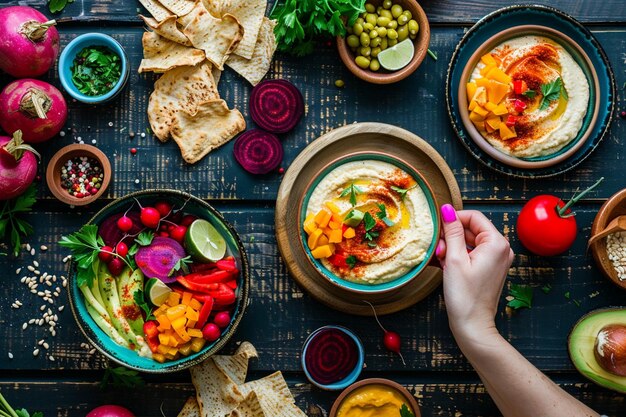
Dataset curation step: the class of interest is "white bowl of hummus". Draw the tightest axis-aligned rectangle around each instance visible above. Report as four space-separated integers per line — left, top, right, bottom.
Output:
458 25 600 168
299 152 439 294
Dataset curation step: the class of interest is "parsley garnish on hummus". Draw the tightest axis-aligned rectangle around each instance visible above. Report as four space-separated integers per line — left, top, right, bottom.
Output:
376 204 395 227
539 77 567 111
363 212 379 244
346 255 357 269
340 183 363 206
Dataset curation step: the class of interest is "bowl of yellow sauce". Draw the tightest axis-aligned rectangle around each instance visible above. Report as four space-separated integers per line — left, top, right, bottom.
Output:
330 378 421 417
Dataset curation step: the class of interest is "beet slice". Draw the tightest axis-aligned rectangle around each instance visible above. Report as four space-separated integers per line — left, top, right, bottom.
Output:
135 237 185 283
99 211 142 247
233 129 283 174
304 328 358 385
249 79 304 133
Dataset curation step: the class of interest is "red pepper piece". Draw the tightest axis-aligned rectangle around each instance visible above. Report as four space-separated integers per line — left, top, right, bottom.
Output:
327 253 348 268
513 80 528 95
196 296 214 329
513 99 527 113
216 259 238 272
191 270 234 284
505 115 518 127
143 320 159 339
190 262 218 273
177 276 220 293
201 284 236 305
146 336 159 353
225 279 238 289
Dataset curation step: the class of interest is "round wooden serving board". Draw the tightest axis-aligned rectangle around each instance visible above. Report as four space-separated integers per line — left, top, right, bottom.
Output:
275 123 463 316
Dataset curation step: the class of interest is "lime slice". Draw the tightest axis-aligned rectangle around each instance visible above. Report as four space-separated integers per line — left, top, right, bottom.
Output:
377 39 415 71
185 219 227 262
145 278 171 306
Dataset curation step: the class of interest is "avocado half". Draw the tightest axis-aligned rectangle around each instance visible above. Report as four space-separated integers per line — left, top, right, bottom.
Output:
568 308 626 393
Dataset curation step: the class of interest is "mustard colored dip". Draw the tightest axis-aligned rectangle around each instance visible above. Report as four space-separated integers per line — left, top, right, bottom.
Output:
337 384 412 417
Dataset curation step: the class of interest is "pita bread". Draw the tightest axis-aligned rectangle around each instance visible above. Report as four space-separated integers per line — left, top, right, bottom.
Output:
226 18 276 85
140 15 191 46
201 0 222 17
171 99 245 164
239 372 307 417
191 356 244 417
139 31 205 73
148 61 219 141
138 0 173 22
229 392 264 417
213 342 258 385
177 397 201 417
220 0 267 60
182 3 244 70
159 0 196 16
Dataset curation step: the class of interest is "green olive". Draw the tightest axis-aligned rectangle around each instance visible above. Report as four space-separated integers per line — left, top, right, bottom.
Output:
347 34 360 48
387 28 398 39
369 58 380 71
355 55 370 69
369 29 378 39
371 46 382 58
397 14 409 25
402 10 412 19
376 6 383 14
363 22 374 31
366 13 377 25
376 16 390 27
379 9 393 19
409 33 416 40
334 79 345 88
360 32 370 46
380 37 388 50
356 17 364 25
408 19 419 35
387 20 398 29
376 26 387 37
370 36 381 47
388 37 398 47
391 4 403 18
353 23 363 35
359 46 371 56
382 0 393 9
397 24 409 41
365 3 375 13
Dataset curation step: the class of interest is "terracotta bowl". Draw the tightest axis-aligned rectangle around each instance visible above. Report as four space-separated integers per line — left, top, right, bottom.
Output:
46 144 111 206
590 188 626 290
457 25 600 169
336 0 430 84
329 378 421 417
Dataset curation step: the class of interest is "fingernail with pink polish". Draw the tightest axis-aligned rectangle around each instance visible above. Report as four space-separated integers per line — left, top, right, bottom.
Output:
441 204 456 223
435 240 444 257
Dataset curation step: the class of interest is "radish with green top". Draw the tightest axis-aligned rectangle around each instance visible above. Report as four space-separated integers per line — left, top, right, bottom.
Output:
0 130 40 200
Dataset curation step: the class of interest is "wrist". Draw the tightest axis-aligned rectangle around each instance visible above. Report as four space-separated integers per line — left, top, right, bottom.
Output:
449 320 502 352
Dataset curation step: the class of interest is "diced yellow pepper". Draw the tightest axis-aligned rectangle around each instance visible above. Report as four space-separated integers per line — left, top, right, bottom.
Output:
167 292 181 307
158 333 170 346
155 304 168 316
472 120 486 132
178 342 192 357
329 229 343 243
189 298 202 310
187 328 203 338
486 67 512 84
303 214 317 235
311 245 333 259
190 337 206 353
493 103 508 116
473 105 489 117
174 325 191 342
331 213 344 224
324 201 341 213
476 77 490 88
343 227 356 239
157 344 169 355
187 319 197 329
466 82 477 103
166 304 187 321
317 235 329 246
307 228 323 250
484 102 497 112
499 123 517 140
171 316 187 331
481 53 498 66
314 209 332 228
166 346 178 356
185 306 199 321
152 353 166 363
469 111 486 123
485 116 502 130
468 99 478 111
487 80 509 104
181 291 193 306
472 86 487 106
156 314 171 330
485 123 496 133
328 221 341 230
480 64 495 77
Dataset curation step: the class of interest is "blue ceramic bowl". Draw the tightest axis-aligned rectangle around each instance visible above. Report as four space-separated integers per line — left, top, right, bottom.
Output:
59 33 130 104
299 152 440 294
67 190 249 373
301 325 365 391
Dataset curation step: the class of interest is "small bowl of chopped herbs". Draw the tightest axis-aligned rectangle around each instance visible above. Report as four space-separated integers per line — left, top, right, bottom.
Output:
59 33 129 104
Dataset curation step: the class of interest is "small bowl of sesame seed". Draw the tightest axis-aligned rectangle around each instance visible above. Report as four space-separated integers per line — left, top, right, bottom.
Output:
46 144 112 206
590 188 626 290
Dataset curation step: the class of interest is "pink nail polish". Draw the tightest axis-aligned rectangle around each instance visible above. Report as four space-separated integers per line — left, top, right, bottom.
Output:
441 204 456 223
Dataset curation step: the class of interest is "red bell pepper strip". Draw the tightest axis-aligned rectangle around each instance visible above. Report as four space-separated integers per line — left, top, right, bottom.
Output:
191 285 236 306
146 336 159 353
188 270 234 284
225 279 238 290
196 296 214 329
505 115 518 127
216 259 238 272
143 320 159 339
177 276 220 293
190 263 218 273
513 80 528 95
327 253 348 268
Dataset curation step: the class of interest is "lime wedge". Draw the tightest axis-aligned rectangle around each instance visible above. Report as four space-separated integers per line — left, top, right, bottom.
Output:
145 278 171 306
185 219 227 262
377 39 415 71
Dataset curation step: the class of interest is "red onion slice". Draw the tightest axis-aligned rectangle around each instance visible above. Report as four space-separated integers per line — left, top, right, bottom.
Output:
233 129 283 174
249 79 304 134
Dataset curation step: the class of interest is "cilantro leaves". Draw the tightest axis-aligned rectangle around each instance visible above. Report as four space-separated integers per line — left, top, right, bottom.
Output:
522 89 537 99
363 212 379 245
59 224 104 287
376 203 395 227
71 46 122 96
506 283 533 310
400 404 415 417
340 183 363 206
133 290 155 321
0 185 36 257
539 77 567 111
346 255 357 269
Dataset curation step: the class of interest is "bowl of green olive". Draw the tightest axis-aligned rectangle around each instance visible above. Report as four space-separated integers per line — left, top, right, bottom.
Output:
337 0 430 84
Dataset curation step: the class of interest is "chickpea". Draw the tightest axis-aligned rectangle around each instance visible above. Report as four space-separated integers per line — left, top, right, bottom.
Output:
382 0 393 9
365 3 375 13
391 4 403 18
397 24 409 41
408 19 419 35
360 32 370 46
369 58 381 71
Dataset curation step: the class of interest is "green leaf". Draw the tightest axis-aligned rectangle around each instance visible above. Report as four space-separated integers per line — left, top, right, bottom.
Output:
400 404 415 417
101 366 145 390
134 230 154 246
134 290 154 321
507 283 533 309
363 212 376 231
541 284 552 294
564 291 571 299
169 255 192 277
522 89 537 99
340 183 362 206
346 255 357 269
48 0 68 13
390 185 408 200
375 204 395 227
539 77 565 111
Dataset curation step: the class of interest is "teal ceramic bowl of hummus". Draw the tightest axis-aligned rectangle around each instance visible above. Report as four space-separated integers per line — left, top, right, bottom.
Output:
299 152 440 294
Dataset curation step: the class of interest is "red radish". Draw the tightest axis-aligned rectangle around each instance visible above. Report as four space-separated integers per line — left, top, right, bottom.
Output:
0 79 67 143
154 201 172 217
233 129 283 174
86 405 135 417
99 212 142 247
202 323 221 341
214 311 231 329
107 257 124 276
98 246 114 263
117 215 133 232
249 79 304 133
116 242 128 257
140 207 161 228
181 214 197 227
365 300 406 365
0 130 39 200
0 6 59 78
170 225 187 243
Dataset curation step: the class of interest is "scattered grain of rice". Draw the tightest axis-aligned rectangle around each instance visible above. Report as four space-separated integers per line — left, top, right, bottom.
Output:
34 270 40 275
38 339 44 345
89 349 96 355
8 353 13 359
22 323 28 330
29 319 35 324
43 343 49 349
27 266 35 272
33 260 39 267
40 245 47 251
16 268 22 274
16 300 22 306
32 349 39 356
26 243 31 251
58 306 65 312
48 355 55 361
30 248 35 256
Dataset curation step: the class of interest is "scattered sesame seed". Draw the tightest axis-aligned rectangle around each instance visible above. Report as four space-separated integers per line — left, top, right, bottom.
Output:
91 139 97 144
22 323 28 330
40 245 48 251
43 343 50 349
29 319 36 324
8 353 13 359
89 349 96 355
48 355 55 361
134 179 140 184
26 243 31 251
38 340 44 345
16 300 22 306
16 268 22 274
58 306 65 311
59 131 66 137
27 266 35 272
140 132 146 138
33 260 39 267
40 305 46 311
33 349 39 357
30 248 35 256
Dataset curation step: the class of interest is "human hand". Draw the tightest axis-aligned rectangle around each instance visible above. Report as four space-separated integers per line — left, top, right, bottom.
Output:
436 205 514 341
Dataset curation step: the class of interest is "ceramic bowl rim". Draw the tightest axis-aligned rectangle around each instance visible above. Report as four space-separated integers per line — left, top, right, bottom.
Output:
301 325 365 390
297 151 440 295
457 24 600 169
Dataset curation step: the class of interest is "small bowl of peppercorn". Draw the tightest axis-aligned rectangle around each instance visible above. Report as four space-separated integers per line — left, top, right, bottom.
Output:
46 144 112 206
58 33 130 104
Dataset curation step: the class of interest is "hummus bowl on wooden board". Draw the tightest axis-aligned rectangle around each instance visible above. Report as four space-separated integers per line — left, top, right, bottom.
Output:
299 152 439 294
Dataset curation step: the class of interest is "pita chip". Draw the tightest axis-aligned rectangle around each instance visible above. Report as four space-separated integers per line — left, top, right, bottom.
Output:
171 99 246 164
191 356 245 417
213 342 258 386
177 397 201 417
148 61 219 142
139 0 173 22
182 2 244 70
220 0 267 59
226 17 276 85
212 67 222 86
229 392 264 417
140 15 191 46
139 31 205 73
201 0 222 17
159 0 196 16
239 372 307 417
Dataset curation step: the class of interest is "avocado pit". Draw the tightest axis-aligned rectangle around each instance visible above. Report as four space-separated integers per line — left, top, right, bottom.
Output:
594 324 626 376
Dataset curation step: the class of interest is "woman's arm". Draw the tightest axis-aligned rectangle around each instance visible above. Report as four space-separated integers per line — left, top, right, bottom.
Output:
436 206 600 417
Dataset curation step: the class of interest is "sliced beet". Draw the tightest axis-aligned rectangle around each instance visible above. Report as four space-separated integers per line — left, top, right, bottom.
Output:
304 328 358 385
233 129 283 174
249 79 304 134
135 237 185 283
99 211 142 247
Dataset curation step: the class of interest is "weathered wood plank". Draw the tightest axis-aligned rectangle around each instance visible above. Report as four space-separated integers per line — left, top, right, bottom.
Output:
1 206 623 375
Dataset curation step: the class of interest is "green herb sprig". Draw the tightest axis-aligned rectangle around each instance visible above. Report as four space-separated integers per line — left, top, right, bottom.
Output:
539 77 567 111
133 290 155 321
0 392 42 417
340 183 363 207
507 283 533 310
101 366 145 390
400 404 415 417
71 46 122 96
346 255 357 269
0 185 36 257
376 204 395 227
48 0 74 13
363 212 379 245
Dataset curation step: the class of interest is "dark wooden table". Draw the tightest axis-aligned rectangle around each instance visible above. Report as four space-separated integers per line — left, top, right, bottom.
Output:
1 1 625 415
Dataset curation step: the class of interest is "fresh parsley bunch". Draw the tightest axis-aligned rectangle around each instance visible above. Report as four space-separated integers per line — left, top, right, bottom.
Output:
0 185 36 257
271 0 366 56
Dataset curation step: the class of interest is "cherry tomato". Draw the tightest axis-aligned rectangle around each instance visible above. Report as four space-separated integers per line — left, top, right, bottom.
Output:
116 242 129 257
117 215 133 232
181 214 197 227
155 201 172 217
140 207 161 228
98 246 113 263
170 226 187 243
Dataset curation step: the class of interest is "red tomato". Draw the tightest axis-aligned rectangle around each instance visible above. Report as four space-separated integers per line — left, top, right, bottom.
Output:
516 195 577 256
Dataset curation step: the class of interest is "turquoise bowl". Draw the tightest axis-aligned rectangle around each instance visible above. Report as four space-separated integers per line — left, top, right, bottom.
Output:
299 152 440 294
301 325 364 391
59 33 130 104
67 190 249 373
